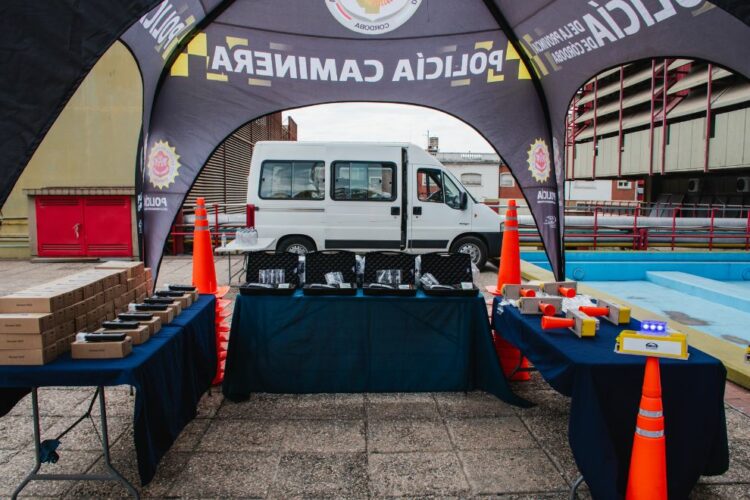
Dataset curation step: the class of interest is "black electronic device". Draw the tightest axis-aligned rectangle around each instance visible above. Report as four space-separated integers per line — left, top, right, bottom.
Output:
118 312 154 321
83 333 128 342
168 285 196 292
134 303 169 312
144 297 175 305
101 321 140 330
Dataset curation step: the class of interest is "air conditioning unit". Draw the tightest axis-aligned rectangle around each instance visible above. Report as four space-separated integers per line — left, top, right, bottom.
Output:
737 177 750 193
687 178 701 193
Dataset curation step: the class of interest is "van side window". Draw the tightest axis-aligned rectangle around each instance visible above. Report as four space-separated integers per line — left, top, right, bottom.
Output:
332 162 396 201
259 161 325 200
417 168 463 210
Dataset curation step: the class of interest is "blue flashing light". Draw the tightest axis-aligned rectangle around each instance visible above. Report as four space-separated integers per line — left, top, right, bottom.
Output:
639 320 668 335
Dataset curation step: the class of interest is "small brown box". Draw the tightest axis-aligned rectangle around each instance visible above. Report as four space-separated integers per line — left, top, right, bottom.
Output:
96 261 145 280
0 313 55 334
62 306 76 324
0 344 57 365
71 337 133 359
75 314 88 331
0 330 56 350
138 316 162 336
97 324 149 345
56 337 72 354
0 292 67 313
150 308 175 325
92 293 105 308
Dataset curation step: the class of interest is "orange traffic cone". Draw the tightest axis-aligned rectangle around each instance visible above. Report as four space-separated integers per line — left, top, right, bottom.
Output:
579 306 609 316
558 286 576 298
538 302 557 316
192 198 218 295
486 200 521 295
519 288 536 298
541 316 574 330
626 357 667 500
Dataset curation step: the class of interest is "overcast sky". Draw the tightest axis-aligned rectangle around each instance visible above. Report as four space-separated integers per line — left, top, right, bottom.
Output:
282 103 494 153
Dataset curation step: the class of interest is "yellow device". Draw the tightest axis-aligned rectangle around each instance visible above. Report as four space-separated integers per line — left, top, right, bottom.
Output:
615 330 689 360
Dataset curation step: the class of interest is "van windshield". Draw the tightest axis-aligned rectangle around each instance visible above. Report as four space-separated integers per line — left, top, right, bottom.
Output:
443 169 477 203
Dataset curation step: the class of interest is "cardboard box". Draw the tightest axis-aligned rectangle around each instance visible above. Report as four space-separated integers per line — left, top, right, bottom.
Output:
147 308 174 325
135 316 162 336
0 313 55 334
71 337 132 359
75 314 88 332
0 344 57 365
56 337 72 354
92 292 105 308
0 330 56 350
0 292 67 313
97 324 149 345
61 320 76 337
96 261 145 280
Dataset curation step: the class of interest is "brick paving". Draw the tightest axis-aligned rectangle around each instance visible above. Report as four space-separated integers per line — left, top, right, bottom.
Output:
0 257 747 498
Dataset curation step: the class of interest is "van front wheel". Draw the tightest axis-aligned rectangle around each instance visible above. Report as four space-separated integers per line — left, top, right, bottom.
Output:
451 236 488 269
278 236 316 255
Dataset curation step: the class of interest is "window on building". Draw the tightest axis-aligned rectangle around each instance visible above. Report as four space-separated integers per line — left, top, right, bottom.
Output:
259 160 325 200
460 173 482 186
332 161 396 201
499 173 515 188
617 180 633 190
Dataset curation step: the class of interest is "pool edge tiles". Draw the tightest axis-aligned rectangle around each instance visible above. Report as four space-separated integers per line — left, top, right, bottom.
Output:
646 271 750 313
520 260 750 390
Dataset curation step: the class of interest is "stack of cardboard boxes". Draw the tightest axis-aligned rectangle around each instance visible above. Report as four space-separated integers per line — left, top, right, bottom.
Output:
0 262 153 365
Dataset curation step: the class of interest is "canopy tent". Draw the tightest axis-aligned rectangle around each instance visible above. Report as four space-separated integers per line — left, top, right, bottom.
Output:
2 1 749 280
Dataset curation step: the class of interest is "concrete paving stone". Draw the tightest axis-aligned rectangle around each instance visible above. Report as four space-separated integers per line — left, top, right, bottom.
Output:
75 386 135 417
195 390 224 419
460 449 568 495
729 439 750 469
519 414 580 484
366 393 441 421
698 449 750 485
368 451 470 497
270 452 367 498
475 494 569 499
47 415 130 452
216 393 285 419
512 389 571 416
0 415 63 451
725 408 750 440
433 391 516 418
368 419 453 453
0 449 100 498
276 393 365 420
447 416 537 451
168 451 280 498
198 418 284 452
689 483 750 499
9 388 94 417
171 417 210 452
283 419 366 453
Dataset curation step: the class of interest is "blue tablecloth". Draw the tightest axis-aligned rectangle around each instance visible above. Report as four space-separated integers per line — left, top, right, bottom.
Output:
0 295 217 485
223 290 529 407
492 297 728 500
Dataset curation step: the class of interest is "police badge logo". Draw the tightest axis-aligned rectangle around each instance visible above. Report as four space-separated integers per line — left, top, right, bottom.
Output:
147 140 181 190
326 0 422 35
527 139 551 183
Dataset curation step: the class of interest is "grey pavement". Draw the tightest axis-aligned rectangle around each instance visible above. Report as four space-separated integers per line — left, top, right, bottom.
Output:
0 257 747 498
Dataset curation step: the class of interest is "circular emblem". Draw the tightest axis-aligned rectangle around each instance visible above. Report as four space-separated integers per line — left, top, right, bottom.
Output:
527 139 551 183
147 140 181 190
326 0 422 35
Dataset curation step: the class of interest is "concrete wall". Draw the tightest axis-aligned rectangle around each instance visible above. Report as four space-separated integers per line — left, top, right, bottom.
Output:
0 42 142 258
443 163 499 202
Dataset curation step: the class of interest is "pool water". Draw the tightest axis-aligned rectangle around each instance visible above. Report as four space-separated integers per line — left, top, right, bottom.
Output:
522 251 750 346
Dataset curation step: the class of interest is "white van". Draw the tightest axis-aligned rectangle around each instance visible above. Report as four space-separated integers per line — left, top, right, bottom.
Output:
247 141 501 268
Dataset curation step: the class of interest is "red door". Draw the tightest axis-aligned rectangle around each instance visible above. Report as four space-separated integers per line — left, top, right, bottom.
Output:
36 196 85 256
36 196 132 257
83 197 132 257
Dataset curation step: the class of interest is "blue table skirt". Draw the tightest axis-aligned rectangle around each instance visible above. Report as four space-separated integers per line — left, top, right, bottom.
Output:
0 295 217 485
223 290 529 407
492 297 728 500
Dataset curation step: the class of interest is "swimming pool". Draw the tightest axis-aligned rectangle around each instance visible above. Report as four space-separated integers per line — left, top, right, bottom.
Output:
522 251 750 345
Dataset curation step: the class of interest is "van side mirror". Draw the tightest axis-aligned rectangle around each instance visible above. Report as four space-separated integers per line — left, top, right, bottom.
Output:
460 192 468 210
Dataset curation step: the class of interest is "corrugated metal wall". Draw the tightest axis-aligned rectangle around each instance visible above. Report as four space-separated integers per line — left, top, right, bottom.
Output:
185 113 297 214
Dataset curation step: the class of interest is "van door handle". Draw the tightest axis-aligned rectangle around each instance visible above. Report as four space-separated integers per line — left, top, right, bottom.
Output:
391 206 400 216
412 207 422 215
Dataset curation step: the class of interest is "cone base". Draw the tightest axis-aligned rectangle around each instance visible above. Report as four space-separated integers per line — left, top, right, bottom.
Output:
485 285 502 296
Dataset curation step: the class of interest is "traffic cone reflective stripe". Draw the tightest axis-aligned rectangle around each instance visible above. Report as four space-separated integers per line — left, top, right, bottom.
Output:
541 315 574 330
626 357 667 500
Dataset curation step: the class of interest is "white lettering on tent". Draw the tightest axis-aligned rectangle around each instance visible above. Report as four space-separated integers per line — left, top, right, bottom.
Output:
364 60 383 82
531 0 701 66
138 1 193 57
211 46 233 72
